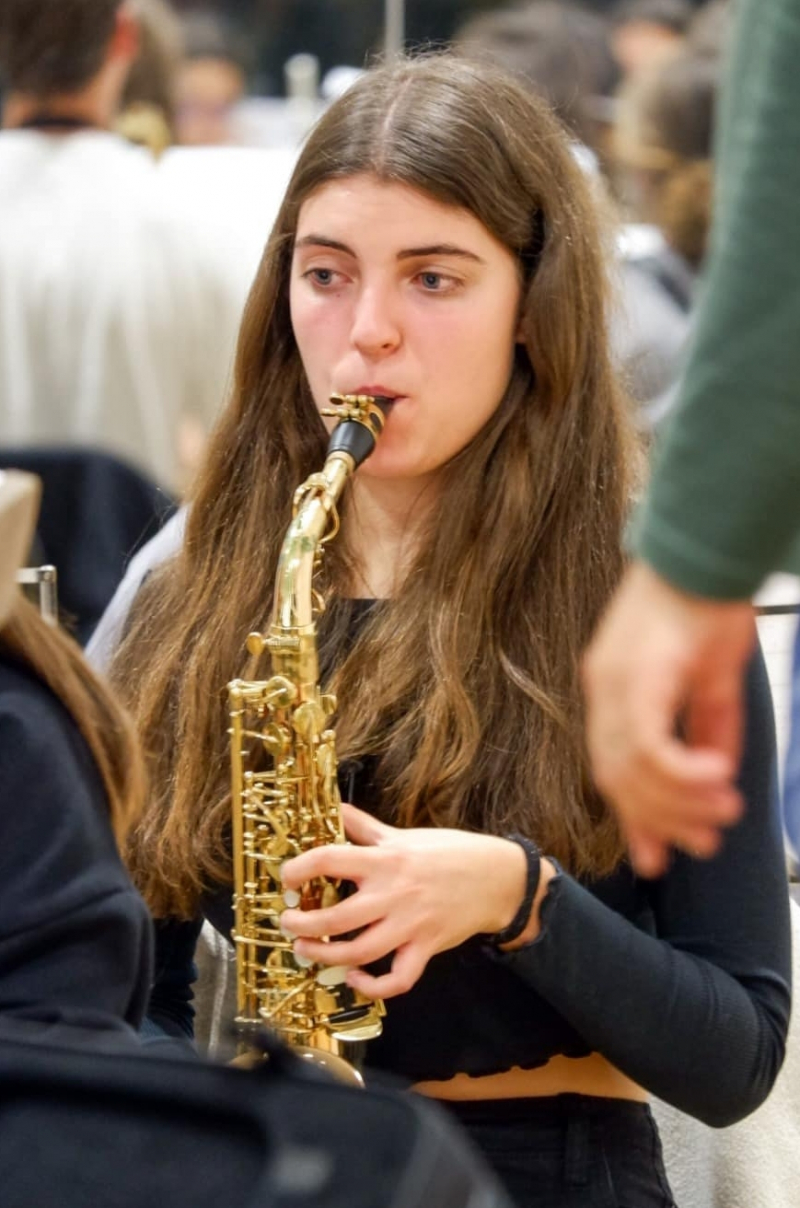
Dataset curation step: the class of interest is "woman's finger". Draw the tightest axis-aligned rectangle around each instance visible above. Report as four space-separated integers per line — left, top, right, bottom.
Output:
615 774 742 831
293 918 397 969
340 802 390 846
280 891 380 940
624 819 724 877
625 827 670 878
597 734 735 807
281 842 373 889
345 943 427 1000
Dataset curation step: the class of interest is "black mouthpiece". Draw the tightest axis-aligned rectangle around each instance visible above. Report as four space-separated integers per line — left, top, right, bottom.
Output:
326 395 393 469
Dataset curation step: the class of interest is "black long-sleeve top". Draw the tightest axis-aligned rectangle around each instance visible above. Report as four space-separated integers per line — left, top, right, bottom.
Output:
150 644 790 1129
0 655 153 1034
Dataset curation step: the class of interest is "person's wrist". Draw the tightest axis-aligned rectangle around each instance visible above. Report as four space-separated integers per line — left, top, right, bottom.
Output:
497 857 557 951
488 834 541 946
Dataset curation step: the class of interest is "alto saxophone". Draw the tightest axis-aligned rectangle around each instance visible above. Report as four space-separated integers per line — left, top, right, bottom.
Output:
228 394 390 1084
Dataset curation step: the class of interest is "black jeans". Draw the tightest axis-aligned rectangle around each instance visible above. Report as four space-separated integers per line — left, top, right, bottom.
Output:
441 1095 676 1208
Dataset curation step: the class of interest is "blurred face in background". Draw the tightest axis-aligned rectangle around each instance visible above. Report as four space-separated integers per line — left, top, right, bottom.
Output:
175 55 245 145
612 21 684 79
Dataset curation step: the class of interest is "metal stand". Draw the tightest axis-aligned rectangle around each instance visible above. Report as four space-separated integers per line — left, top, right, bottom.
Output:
16 565 58 626
385 0 405 57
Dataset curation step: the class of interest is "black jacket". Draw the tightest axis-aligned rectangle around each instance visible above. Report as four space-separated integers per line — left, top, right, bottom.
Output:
0 655 152 1034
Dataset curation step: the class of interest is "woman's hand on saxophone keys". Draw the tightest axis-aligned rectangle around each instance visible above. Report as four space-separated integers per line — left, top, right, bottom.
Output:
279 803 555 999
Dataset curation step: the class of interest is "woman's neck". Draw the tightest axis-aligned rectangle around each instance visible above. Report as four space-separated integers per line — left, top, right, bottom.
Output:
345 475 438 599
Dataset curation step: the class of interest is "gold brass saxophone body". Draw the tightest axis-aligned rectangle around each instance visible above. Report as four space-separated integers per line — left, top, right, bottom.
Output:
228 394 390 1085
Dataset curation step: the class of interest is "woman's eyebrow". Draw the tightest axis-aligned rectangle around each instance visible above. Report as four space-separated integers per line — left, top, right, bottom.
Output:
295 235 354 254
397 244 484 264
294 235 484 264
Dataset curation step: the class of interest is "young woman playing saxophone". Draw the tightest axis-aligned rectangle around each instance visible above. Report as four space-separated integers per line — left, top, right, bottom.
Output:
96 55 790 1208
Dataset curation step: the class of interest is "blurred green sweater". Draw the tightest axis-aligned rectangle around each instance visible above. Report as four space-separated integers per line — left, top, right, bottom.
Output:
633 0 800 599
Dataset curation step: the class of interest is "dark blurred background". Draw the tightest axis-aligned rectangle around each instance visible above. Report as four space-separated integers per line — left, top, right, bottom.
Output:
169 0 706 94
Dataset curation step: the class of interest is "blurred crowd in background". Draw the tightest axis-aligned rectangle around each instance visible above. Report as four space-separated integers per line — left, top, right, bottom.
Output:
0 0 733 641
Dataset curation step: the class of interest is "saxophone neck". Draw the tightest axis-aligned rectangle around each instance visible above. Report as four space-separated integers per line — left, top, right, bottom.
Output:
271 394 392 636
271 452 353 638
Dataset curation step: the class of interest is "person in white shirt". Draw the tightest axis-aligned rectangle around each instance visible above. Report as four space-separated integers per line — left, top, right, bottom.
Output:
0 0 239 491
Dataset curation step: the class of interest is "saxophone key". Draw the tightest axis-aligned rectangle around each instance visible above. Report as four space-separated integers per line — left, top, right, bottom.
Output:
292 699 327 738
316 965 349 987
279 916 297 940
263 675 297 708
245 632 267 657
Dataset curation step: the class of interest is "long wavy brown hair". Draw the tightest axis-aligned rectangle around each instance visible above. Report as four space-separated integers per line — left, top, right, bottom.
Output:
2 596 144 846
111 54 637 918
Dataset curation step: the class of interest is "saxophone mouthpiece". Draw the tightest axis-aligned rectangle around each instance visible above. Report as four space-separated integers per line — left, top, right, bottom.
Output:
324 393 392 469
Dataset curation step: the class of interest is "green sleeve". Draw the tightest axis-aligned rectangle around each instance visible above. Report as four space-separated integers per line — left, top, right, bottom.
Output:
634 0 800 599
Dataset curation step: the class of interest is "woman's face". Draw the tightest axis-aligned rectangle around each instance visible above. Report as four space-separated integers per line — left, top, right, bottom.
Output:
290 174 522 486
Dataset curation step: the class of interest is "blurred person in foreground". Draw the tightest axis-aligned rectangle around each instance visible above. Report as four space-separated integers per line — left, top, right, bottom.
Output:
0 470 152 1037
0 0 236 492
584 0 800 875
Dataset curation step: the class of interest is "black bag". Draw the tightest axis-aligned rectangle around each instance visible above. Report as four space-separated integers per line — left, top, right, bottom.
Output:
0 1023 512 1208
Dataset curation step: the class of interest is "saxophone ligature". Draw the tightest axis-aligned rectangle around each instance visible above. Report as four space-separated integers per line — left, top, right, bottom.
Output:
228 393 391 1084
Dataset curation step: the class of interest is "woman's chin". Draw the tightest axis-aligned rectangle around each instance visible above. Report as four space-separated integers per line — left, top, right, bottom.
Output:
356 455 443 490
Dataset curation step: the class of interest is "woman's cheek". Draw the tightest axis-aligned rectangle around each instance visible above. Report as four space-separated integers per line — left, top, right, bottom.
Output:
303 298 350 345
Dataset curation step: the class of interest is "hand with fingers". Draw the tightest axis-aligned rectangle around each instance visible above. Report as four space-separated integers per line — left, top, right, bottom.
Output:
583 561 756 877
279 803 554 999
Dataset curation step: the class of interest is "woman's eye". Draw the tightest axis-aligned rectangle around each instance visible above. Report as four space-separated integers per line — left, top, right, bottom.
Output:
416 271 457 292
305 267 338 287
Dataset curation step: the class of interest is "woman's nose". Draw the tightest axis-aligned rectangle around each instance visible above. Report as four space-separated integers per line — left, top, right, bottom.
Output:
350 286 401 357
